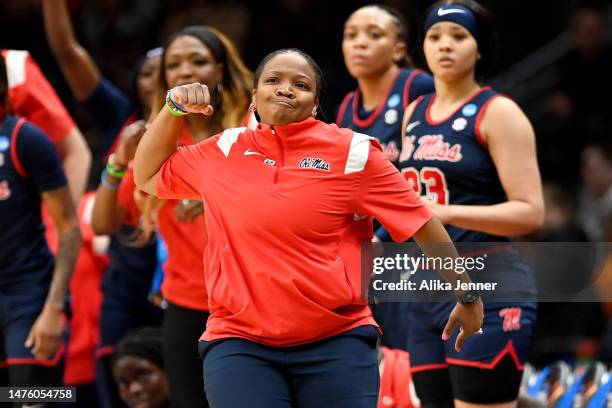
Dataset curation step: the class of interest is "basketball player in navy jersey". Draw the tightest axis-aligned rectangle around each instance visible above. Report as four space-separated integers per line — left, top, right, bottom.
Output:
393 1 544 407
42 3 163 405
339 4 437 352
0 54 82 388
338 4 435 164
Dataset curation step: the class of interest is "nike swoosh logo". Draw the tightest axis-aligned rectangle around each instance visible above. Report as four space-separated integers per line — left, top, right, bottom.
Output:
244 149 263 156
406 121 420 133
437 8 466 16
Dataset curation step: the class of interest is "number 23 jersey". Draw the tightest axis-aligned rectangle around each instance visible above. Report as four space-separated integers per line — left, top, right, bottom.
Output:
398 87 507 242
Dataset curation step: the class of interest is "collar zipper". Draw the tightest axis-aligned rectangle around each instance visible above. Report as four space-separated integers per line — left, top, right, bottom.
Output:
271 128 285 185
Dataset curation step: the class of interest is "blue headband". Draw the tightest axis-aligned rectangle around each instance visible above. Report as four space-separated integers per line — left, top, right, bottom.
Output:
424 4 479 41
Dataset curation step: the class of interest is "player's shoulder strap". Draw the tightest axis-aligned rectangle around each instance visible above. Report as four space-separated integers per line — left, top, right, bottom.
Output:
401 68 427 109
336 90 355 126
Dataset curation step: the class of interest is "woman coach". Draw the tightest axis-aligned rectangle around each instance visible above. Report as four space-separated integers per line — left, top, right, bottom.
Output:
133 48 483 407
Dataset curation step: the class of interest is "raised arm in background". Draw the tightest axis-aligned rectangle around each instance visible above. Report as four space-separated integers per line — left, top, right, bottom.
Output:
42 0 100 101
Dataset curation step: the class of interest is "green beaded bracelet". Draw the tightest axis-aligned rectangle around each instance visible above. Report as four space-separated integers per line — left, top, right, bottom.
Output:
105 154 126 179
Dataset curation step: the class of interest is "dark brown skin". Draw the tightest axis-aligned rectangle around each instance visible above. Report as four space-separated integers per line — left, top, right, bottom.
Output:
113 356 170 408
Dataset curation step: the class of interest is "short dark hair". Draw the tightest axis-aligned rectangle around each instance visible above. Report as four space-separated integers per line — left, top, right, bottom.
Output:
253 48 324 101
422 0 499 79
114 327 164 369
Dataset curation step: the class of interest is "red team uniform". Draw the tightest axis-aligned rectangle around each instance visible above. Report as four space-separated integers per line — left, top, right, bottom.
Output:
155 117 431 346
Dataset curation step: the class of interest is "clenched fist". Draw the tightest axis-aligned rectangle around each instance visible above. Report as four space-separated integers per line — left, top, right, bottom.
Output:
168 83 214 115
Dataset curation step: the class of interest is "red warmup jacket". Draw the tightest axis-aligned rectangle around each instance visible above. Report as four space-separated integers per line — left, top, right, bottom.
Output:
157 117 431 346
3 49 75 144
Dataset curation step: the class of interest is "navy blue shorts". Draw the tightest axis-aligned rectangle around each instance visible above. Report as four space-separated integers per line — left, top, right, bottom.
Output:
407 301 536 372
406 301 536 403
0 284 64 386
199 325 379 408
0 284 64 362
373 302 411 350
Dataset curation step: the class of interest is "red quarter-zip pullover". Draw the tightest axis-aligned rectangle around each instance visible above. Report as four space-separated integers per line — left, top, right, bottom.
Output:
156 117 431 346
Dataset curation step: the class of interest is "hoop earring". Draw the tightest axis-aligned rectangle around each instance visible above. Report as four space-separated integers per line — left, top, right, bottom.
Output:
249 103 256 112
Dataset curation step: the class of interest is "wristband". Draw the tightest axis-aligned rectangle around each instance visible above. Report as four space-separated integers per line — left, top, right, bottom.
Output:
165 89 189 116
106 154 127 179
100 169 119 190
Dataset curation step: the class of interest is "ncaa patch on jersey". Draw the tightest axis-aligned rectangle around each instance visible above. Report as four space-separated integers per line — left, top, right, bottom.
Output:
462 104 477 117
387 93 401 108
0 136 9 152
384 109 398 125
452 117 468 131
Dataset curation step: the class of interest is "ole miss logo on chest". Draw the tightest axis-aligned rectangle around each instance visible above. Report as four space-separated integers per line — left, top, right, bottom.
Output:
399 134 463 163
298 157 331 171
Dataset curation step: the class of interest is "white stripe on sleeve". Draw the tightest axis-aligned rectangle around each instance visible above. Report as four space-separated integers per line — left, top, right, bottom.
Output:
216 127 246 157
344 132 373 174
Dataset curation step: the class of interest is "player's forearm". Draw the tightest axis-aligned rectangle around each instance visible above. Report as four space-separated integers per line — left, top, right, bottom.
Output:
45 221 82 309
43 0 80 53
58 127 92 204
63 156 90 204
134 107 182 194
92 181 126 235
446 200 544 237
413 217 474 294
